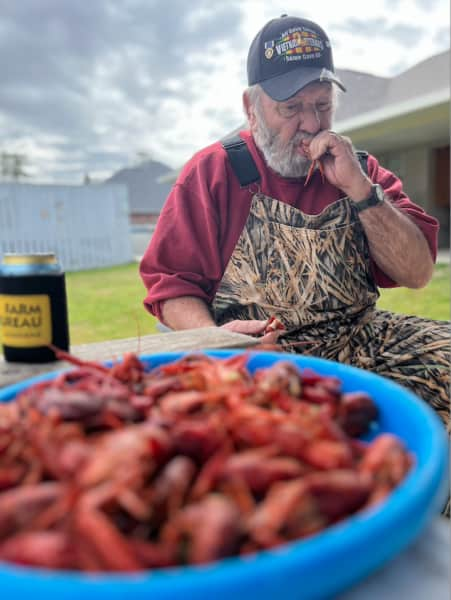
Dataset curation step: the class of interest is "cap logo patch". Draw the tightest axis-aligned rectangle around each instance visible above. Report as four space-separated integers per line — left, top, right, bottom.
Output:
264 26 324 63
264 40 274 59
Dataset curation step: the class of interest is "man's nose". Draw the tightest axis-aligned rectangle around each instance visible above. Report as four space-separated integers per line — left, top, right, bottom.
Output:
298 107 321 134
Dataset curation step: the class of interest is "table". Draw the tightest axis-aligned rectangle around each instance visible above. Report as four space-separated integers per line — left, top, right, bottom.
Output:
0 327 260 387
340 516 449 599
0 327 448 598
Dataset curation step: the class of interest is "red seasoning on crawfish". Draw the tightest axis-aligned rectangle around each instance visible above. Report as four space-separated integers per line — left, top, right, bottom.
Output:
264 316 286 334
0 352 414 572
304 158 325 187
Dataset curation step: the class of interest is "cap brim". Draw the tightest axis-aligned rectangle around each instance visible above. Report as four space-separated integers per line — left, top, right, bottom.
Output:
260 68 346 101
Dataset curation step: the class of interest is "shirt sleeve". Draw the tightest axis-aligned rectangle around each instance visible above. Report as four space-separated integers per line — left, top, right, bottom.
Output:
367 155 439 288
139 163 224 321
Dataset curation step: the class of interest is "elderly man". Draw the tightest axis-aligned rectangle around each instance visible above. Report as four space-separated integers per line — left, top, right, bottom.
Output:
140 15 449 427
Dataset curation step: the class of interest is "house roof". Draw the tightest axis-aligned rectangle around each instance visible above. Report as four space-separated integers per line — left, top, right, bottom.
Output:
105 159 173 214
333 70 389 122
384 49 449 106
334 50 449 152
334 49 449 122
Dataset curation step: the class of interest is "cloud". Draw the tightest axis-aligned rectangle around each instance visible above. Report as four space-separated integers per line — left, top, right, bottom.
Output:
333 17 424 46
0 0 244 181
414 0 441 9
435 26 451 47
0 0 448 183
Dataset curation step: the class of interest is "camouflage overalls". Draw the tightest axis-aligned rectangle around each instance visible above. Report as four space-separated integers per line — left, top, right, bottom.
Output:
212 191 450 430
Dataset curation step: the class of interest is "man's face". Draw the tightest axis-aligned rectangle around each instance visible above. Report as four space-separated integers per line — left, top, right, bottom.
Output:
248 81 334 178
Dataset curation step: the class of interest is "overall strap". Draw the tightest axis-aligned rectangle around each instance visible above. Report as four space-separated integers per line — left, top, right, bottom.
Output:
221 134 261 188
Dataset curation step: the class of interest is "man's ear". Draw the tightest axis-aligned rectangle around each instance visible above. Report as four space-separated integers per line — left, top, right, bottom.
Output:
243 91 257 129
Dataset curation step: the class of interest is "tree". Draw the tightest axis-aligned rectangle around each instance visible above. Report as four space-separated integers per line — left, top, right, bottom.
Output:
0 152 29 181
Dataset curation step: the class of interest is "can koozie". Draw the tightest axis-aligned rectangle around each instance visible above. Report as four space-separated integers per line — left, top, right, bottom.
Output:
0 253 70 363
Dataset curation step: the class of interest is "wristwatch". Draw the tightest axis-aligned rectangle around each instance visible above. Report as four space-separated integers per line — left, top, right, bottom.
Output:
354 184 385 213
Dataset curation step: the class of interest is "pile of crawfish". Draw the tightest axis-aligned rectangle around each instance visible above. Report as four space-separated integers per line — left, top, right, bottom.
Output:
0 350 413 573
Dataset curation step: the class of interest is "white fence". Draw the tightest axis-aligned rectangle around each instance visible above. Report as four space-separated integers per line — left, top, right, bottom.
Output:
0 183 133 271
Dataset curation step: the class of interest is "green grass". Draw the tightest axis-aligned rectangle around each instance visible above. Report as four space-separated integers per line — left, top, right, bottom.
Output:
377 262 450 321
65 261 449 345
66 263 158 345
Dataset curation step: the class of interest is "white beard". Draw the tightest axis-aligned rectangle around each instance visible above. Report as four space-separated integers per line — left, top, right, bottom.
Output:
252 113 312 178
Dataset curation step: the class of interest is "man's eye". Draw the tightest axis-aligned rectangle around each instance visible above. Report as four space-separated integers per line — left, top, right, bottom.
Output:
279 104 300 117
317 103 332 112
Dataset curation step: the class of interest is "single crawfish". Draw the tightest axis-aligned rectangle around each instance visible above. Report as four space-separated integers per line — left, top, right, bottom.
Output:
359 433 414 506
161 494 241 565
303 144 326 187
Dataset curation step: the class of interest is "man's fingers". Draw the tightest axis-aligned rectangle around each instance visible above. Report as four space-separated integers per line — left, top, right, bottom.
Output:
221 319 285 344
309 131 352 161
259 330 282 344
220 319 269 336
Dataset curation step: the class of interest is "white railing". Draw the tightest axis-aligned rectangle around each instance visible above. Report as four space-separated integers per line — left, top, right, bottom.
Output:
0 182 133 272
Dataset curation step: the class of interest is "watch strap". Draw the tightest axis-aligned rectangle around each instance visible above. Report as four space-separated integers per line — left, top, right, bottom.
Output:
355 184 384 213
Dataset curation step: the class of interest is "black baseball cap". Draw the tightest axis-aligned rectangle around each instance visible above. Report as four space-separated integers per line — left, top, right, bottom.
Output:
247 15 346 101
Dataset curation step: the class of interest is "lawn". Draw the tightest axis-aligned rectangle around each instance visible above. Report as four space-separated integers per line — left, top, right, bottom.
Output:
66 262 159 344
66 261 450 345
377 262 450 321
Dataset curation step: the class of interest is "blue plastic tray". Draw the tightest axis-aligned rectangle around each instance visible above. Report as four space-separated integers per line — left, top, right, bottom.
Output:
0 350 448 600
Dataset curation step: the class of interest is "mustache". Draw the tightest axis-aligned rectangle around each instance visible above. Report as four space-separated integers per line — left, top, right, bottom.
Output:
295 132 315 143
292 132 315 149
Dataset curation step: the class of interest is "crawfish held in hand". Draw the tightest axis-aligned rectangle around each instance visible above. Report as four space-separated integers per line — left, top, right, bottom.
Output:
303 144 326 187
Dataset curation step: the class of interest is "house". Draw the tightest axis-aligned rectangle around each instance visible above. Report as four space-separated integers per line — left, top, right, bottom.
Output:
104 159 174 257
105 159 173 226
334 50 449 247
161 49 450 248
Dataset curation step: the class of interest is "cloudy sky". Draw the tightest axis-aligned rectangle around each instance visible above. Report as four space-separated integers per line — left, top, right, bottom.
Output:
1 0 449 183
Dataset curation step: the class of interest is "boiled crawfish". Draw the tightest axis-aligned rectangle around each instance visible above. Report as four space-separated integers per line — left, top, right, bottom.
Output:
0 350 413 571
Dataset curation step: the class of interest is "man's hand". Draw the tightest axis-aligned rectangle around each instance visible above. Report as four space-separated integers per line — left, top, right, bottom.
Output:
162 298 285 342
303 131 433 288
304 131 372 201
220 319 282 344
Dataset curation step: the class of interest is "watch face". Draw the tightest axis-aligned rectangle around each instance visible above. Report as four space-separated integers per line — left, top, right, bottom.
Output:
374 184 384 203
